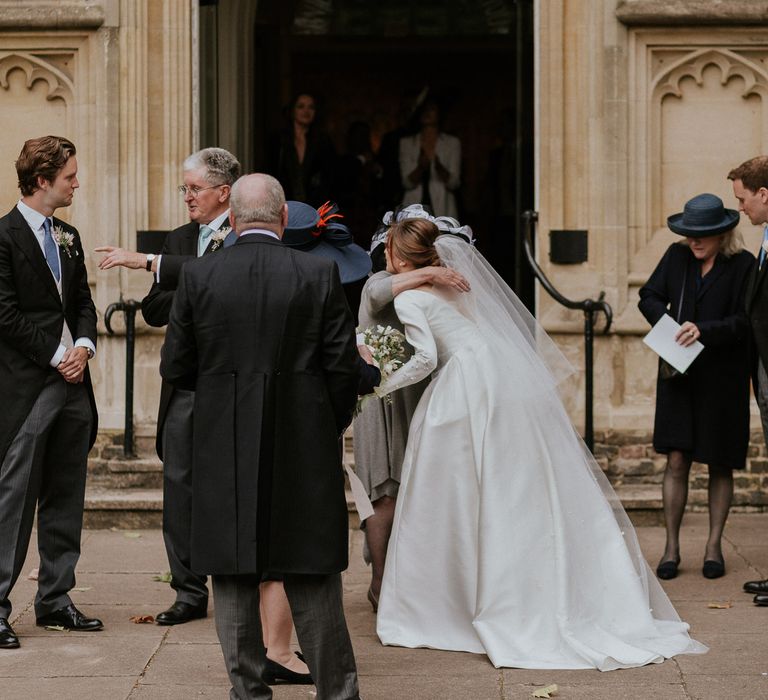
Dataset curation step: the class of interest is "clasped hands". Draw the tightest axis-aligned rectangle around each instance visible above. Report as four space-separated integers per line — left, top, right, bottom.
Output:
58 346 89 383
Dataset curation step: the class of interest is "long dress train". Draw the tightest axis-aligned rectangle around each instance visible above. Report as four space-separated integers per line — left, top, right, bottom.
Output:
374 277 706 670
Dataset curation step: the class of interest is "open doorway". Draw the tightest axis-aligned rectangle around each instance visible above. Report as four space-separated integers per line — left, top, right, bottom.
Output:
201 0 534 308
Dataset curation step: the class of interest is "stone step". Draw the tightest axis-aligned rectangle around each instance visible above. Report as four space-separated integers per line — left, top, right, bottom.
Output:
88 456 163 489
84 487 360 529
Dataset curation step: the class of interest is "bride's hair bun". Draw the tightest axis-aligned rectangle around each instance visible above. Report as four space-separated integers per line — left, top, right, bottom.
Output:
387 218 441 268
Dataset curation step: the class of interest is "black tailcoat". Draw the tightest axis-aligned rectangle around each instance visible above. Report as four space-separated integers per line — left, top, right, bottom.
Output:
160 234 359 575
0 207 97 463
638 243 754 467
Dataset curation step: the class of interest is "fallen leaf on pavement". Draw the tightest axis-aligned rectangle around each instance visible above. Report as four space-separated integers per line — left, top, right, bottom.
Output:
153 572 173 583
27 568 39 581
124 532 142 539
707 601 733 609
45 625 67 632
129 615 155 624
532 684 558 698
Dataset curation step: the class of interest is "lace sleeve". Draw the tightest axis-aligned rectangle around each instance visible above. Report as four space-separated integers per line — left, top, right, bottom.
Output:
375 293 437 396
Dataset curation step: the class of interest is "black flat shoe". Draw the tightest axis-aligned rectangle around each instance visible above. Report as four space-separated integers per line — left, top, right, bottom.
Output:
36 604 103 631
263 656 314 685
754 594 768 606
656 559 679 580
743 579 768 594
155 601 207 625
703 560 725 579
0 618 19 649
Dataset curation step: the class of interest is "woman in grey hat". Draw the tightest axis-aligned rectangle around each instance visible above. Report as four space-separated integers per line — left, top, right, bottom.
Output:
639 193 754 581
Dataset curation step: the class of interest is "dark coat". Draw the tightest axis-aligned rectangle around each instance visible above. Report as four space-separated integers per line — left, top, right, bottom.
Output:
745 246 768 372
160 234 359 575
0 206 98 463
638 242 754 467
141 218 233 458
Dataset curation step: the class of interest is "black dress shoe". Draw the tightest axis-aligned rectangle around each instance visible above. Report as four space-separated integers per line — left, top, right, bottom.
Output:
656 559 679 580
754 594 768 606
263 656 314 685
155 601 207 626
702 559 725 579
36 604 103 631
0 618 19 649
743 579 768 594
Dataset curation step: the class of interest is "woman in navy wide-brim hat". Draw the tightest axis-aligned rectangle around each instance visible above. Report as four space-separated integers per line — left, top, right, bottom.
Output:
639 193 754 582
283 200 372 323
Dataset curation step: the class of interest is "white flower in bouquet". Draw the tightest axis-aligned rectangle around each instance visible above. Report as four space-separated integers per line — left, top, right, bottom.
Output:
354 325 406 416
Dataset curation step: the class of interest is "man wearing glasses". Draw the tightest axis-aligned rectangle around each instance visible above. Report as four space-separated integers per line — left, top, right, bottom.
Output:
98 147 240 624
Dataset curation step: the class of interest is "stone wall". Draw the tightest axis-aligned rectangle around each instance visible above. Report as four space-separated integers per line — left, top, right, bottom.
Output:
594 430 768 511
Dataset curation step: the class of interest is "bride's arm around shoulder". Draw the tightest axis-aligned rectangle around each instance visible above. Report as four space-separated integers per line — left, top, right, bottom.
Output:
375 293 438 397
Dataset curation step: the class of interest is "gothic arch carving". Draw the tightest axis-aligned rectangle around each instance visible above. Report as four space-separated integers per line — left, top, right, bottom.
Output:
652 48 768 100
0 52 74 103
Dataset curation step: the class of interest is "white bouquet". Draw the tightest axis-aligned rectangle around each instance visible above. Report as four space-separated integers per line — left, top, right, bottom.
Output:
355 325 406 415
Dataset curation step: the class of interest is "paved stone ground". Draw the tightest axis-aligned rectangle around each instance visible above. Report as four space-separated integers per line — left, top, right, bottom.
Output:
1 513 767 700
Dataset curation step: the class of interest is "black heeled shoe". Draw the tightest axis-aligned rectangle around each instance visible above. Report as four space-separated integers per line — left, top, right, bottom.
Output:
703 559 725 579
656 559 680 580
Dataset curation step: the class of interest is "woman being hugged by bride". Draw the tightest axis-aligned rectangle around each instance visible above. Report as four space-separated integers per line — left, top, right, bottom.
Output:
373 217 707 670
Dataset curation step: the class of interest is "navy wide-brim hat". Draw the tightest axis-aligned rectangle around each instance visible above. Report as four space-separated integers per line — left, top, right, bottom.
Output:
283 201 372 284
667 193 740 238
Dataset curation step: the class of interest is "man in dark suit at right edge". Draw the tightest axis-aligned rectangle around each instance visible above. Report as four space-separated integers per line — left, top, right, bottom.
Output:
729 156 768 607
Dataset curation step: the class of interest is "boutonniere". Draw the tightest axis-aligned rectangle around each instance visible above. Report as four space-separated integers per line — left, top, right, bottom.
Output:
53 225 77 258
209 226 231 252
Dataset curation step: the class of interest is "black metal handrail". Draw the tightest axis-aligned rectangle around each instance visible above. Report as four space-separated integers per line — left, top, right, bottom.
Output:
104 297 142 458
522 210 612 451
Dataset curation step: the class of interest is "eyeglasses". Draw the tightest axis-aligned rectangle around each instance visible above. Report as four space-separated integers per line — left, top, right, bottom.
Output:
178 184 224 198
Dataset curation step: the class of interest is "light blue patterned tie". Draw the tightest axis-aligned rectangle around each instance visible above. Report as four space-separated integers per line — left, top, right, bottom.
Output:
43 218 60 282
760 226 768 270
198 224 214 257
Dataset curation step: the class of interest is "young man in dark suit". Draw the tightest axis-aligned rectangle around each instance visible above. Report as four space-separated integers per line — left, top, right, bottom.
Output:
0 136 100 649
730 156 768 607
161 173 361 699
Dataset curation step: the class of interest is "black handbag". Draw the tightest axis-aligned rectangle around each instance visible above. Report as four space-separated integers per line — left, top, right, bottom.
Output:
659 268 687 381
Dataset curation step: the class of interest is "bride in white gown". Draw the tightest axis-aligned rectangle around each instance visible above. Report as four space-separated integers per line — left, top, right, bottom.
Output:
373 218 707 670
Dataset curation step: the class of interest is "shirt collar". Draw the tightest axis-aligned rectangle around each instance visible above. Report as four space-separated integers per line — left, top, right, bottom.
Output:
239 228 280 240
203 209 230 233
17 199 49 233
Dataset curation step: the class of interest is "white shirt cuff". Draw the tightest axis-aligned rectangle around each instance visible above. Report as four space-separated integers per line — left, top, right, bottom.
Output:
49 344 67 367
356 332 366 346
75 338 96 358
154 254 162 283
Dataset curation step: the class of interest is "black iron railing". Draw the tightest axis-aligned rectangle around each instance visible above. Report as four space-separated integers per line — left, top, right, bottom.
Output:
522 210 612 451
104 297 142 458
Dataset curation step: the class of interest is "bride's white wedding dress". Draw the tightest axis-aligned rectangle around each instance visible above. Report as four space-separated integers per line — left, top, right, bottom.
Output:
374 240 706 671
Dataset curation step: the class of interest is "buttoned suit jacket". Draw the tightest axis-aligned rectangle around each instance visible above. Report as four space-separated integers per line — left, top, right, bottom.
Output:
0 206 98 463
745 248 768 373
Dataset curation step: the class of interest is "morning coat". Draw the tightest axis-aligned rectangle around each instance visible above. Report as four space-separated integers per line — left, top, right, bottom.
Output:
160 233 359 575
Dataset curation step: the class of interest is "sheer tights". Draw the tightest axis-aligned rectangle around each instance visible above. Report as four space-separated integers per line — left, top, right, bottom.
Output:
660 450 733 566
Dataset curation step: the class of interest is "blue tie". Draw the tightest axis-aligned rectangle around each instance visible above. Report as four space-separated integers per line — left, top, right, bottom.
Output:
198 225 214 257
43 218 60 282
760 226 768 270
